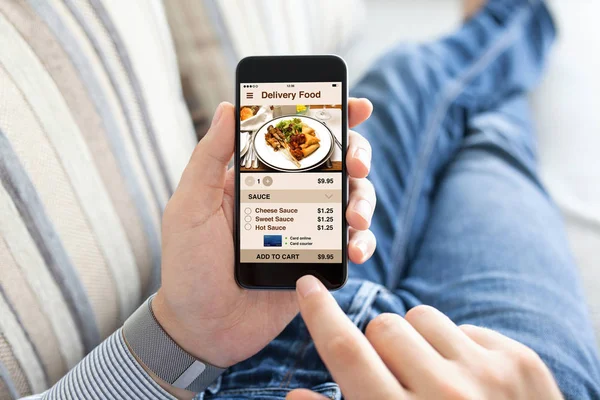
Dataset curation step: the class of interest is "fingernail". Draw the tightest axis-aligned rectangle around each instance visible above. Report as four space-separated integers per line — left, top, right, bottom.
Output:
354 199 372 222
296 275 322 298
353 147 371 169
211 103 224 127
354 240 369 259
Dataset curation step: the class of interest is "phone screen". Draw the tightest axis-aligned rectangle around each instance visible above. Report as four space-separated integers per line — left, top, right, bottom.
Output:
238 81 344 279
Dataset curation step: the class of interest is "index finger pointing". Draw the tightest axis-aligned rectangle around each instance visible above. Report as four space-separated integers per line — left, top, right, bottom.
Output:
296 275 406 399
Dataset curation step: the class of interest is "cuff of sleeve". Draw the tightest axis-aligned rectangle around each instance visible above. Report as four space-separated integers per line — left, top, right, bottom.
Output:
42 329 177 400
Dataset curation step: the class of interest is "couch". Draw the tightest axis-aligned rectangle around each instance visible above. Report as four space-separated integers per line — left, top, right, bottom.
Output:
0 0 597 397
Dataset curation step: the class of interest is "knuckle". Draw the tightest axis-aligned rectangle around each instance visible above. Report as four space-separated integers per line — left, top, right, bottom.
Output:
326 332 362 363
458 324 477 333
364 178 376 196
514 347 546 377
475 358 516 396
351 180 376 207
354 131 371 150
360 138 372 154
350 131 372 153
405 304 435 325
365 313 401 339
365 229 377 247
354 176 373 192
367 182 377 207
481 363 505 386
348 129 361 140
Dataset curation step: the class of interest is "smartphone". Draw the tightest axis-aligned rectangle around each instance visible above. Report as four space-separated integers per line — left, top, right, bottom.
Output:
235 55 348 290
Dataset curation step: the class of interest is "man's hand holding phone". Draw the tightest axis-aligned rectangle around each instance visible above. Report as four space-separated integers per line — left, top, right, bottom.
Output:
153 98 375 372
148 99 561 400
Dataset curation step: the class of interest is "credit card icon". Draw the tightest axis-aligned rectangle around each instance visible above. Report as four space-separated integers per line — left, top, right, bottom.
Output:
263 235 282 247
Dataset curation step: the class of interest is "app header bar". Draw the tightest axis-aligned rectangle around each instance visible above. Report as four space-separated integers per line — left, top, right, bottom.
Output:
241 82 341 106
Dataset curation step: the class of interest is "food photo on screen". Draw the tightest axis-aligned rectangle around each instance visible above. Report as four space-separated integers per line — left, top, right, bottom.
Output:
239 103 342 172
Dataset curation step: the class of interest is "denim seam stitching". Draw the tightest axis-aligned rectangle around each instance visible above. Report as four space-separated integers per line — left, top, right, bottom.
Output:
388 1 538 289
278 338 312 389
344 281 377 320
350 282 382 327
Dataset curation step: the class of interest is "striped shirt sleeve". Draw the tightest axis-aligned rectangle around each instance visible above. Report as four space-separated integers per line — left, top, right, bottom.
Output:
21 329 176 399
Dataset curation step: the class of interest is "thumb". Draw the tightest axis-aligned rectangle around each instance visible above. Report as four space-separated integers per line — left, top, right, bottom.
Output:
176 102 235 205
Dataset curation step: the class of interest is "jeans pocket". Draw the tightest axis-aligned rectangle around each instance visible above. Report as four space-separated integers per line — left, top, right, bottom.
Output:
203 382 341 400
311 382 341 399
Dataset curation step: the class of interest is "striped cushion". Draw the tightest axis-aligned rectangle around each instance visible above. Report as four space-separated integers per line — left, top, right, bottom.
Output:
0 0 196 396
0 0 361 397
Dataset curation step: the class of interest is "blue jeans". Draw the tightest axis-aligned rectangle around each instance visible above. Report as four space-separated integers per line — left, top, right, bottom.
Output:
202 1 600 399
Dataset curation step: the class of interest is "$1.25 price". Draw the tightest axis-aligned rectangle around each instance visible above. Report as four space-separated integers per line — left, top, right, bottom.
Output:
317 207 334 214
317 225 334 231
317 216 334 222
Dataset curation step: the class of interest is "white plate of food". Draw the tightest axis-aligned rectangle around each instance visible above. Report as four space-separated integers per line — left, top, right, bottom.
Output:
253 116 334 172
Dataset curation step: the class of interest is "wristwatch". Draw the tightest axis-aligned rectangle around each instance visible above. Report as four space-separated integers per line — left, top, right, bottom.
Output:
123 295 226 392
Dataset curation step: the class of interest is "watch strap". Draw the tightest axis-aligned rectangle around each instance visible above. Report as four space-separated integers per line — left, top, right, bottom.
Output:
123 295 225 392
